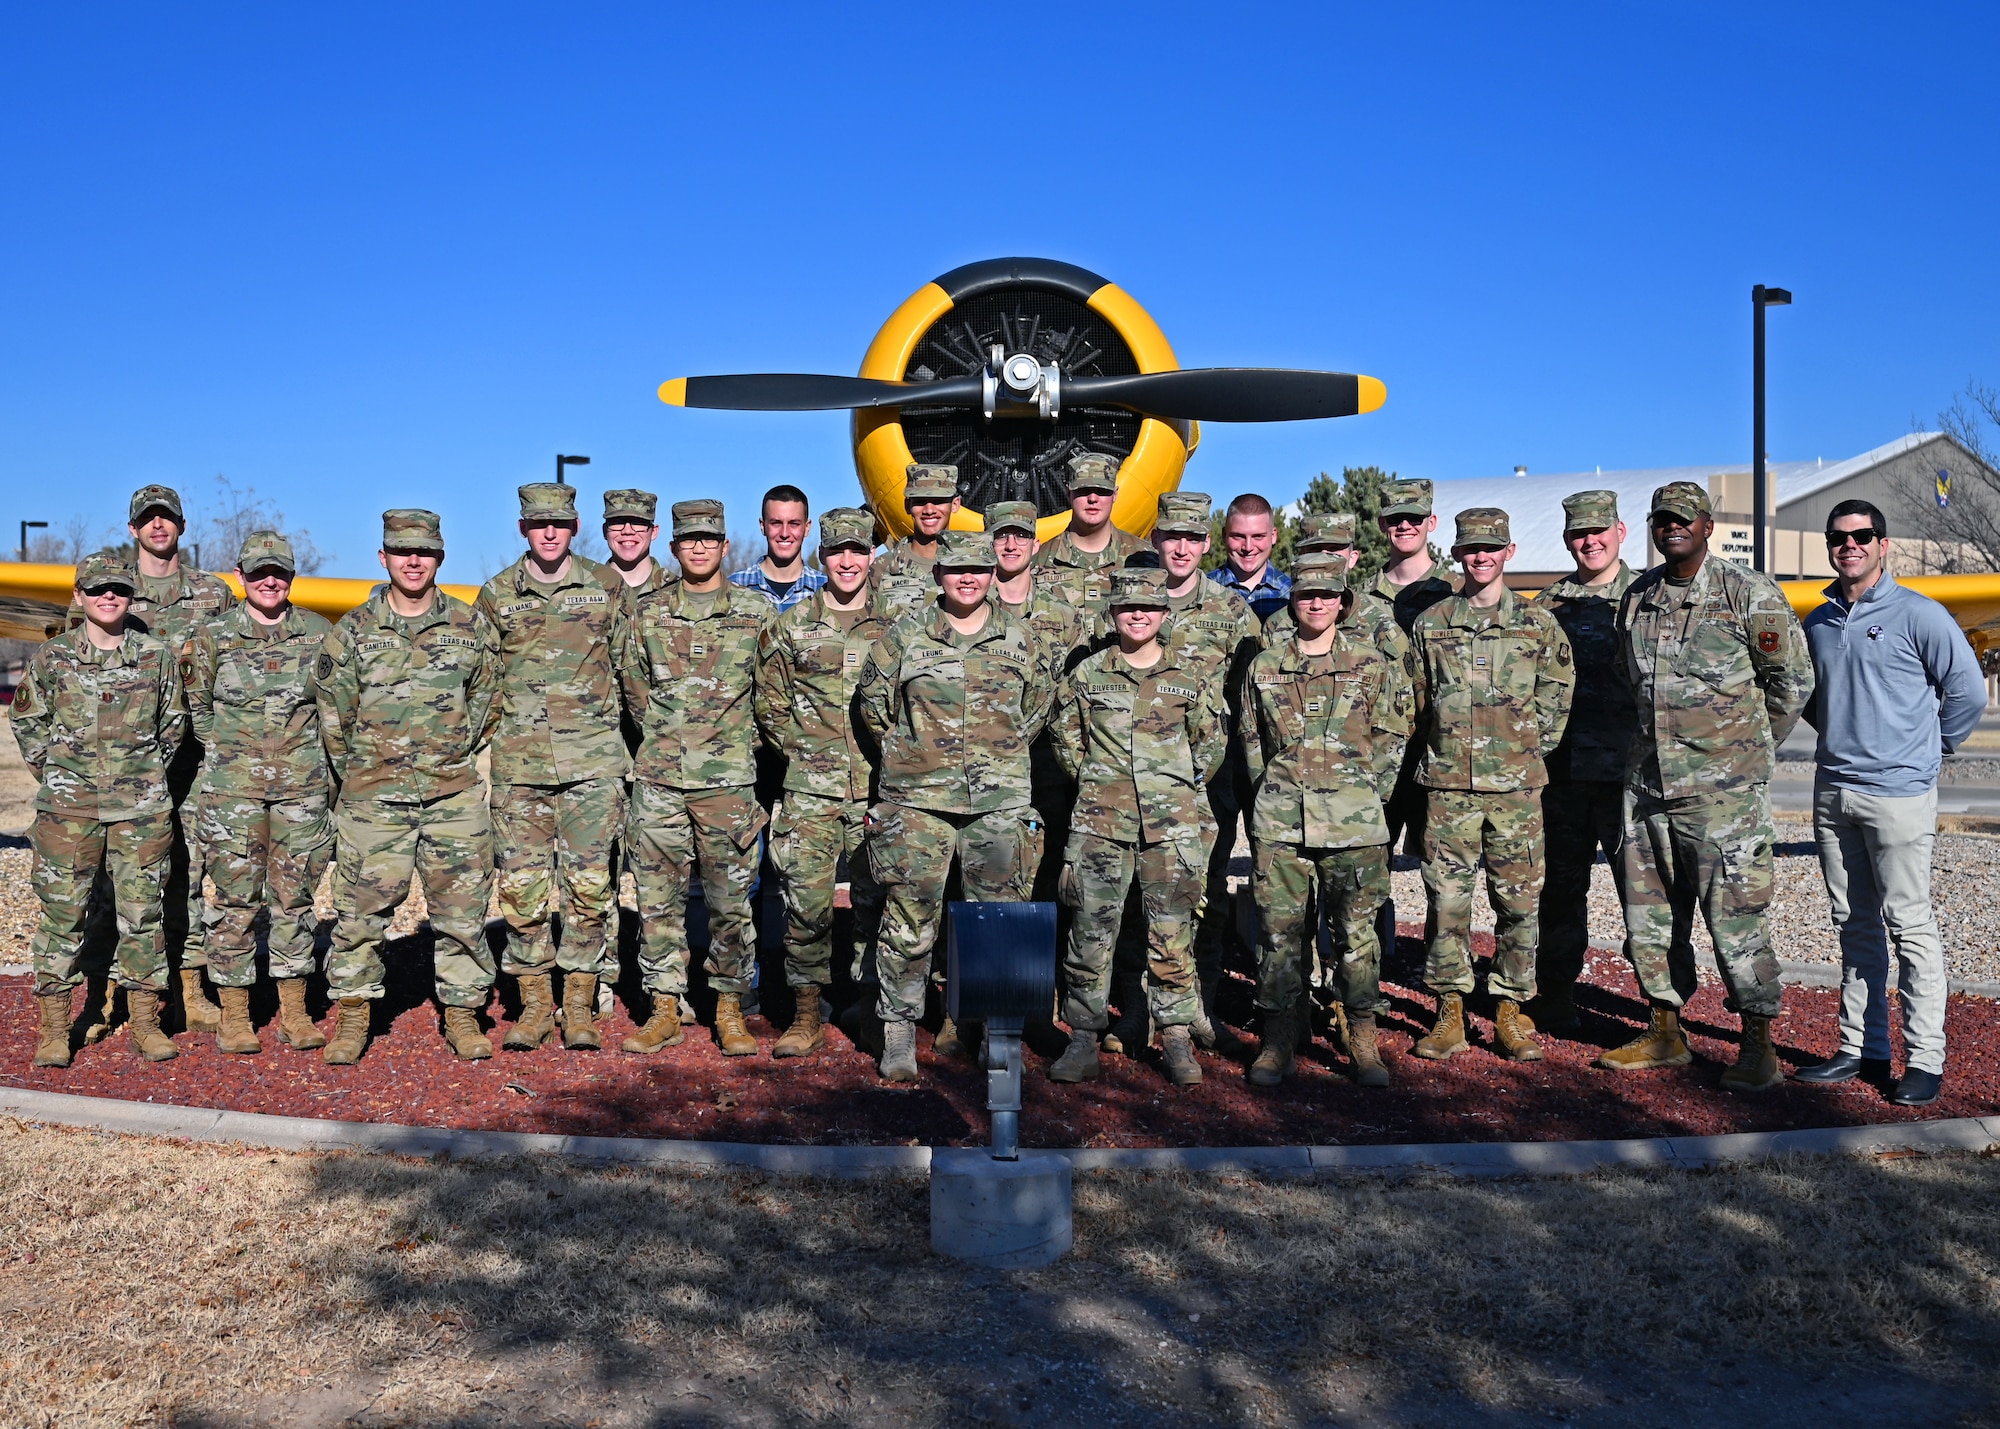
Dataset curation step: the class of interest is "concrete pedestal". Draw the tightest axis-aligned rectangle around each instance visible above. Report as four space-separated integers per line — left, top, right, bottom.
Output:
930 1148 1072 1268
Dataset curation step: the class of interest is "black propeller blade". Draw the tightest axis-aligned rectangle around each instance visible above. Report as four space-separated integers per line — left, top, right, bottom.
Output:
1064 369 1384 422
659 373 984 411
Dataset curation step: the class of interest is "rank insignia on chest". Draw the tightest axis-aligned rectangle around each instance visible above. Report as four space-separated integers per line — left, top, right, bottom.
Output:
1474 655 1488 667
844 651 860 667
265 657 285 673
1757 631 1780 653
690 642 707 657
1304 698 1325 715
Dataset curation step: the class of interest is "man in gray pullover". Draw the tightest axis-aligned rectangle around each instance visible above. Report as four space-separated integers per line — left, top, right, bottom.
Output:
1795 499 1986 1106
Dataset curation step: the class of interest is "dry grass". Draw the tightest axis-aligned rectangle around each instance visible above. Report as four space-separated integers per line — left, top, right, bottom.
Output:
3 1125 2000 1426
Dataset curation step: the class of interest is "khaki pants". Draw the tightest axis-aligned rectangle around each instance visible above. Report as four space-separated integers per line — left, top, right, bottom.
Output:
1814 782 1946 1074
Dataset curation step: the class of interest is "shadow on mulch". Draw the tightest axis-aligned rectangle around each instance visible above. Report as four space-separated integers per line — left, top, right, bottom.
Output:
5 909 1998 1148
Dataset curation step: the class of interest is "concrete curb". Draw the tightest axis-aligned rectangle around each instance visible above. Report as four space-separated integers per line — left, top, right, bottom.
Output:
2 1085 1993 1181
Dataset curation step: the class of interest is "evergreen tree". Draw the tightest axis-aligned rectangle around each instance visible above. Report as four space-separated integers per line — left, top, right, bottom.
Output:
1334 465 1397 585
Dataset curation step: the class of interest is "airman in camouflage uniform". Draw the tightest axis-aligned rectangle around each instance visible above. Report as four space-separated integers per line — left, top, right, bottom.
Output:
1047 567 1227 1087
184 532 335 1055
602 488 677 597
1534 490 1644 1032
857 530 1055 1081
1150 491 1260 1048
870 464 962 623
1239 557 1412 1087
1032 453 1151 616
1368 480 1457 867
1410 508 1574 1063
122 484 239 1033
615 499 770 1057
1604 480 1814 1091
988 500 1091 908
1263 513 1408 664
755 507 889 1059
313 510 502 1064
15 551 186 1065
476 484 631 1054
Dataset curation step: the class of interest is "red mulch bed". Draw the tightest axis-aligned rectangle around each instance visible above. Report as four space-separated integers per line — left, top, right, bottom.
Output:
5 927 1996 1149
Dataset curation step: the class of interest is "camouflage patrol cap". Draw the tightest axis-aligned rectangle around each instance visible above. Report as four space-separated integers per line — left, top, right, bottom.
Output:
671 499 727 539
1290 553 1350 598
1108 566 1170 609
818 506 875 552
985 500 1039 537
236 530 296 576
1296 511 1358 551
1453 507 1512 548
518 483 578 522
1152 490 1212 537
933 530 996 569
905 464 960 503
1067 453 1119 494
1649 480 1712 523
1379 478 1434 520
75 548 137 592
128 484 185 525
382 509 444 551
603 488 658 524
1561 489 1620 533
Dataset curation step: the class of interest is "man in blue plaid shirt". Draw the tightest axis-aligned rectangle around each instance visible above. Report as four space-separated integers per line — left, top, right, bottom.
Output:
730 484 827 615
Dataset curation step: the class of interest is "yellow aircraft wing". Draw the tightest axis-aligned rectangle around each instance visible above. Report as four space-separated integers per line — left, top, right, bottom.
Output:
0 563 480 642
1781 574 2000 661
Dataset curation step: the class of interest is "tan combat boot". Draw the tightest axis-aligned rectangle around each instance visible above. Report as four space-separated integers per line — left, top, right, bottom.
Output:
1720 1014 1783 1093
442 1006 493 1061
621 994 684 1053
33 991 74 1068
1493 999 1543 1062
1347 1011 1391 1089
712 992 756 1057
179 967 221 1034
1596 1005 1693 1071
1413 992 1469 1060
321 997 372 1064
772 985 826 1059
879 1018 919 1082
933 1015 969 1059
504 972 557 1051
274 978 325 1049
126 988 178 1062
1247 1007 1298 1087
561 973 601 1051
215 986 262 1055
1159 1024 1203 1086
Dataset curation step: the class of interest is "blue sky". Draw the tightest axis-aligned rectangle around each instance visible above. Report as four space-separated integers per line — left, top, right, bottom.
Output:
4 3 1995 580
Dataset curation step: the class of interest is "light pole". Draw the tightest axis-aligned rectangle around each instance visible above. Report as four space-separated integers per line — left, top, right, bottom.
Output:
1752 284 1792 573
19 520 47 563
556 454 591 486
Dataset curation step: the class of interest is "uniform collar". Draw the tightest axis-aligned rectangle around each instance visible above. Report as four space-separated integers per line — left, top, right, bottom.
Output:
509 553 596 594
923 603 1010 647
225 602 312 638
1435 586 1517 628
369 585 456 633
1545 559 1632 598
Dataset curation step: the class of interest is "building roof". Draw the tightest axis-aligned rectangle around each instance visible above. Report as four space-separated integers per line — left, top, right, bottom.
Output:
1413 434 1944 574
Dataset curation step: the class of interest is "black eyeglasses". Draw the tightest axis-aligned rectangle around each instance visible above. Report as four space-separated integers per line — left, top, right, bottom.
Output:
1825 528 1882 549
80 585 131 598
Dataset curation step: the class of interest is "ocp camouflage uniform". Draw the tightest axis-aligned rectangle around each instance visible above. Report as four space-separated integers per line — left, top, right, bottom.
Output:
314 534 501 1010
122 505 239 976
1052 577 1226 1032
857 533 1054 1024
869 464 958 622
1411 525 1574 1003
755 535 889 991
13 591 185 995
616 506 770 1001
1032 452 1150 617
184 598 334 986
1538 492 1644 997
1616 493 1814 1017
1365 480 1457 859
476 504 631 983
1240 578 1411 1018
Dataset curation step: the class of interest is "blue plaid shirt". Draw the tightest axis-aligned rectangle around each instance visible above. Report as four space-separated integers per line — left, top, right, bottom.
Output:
1208 563 1292 624
730 562 827 614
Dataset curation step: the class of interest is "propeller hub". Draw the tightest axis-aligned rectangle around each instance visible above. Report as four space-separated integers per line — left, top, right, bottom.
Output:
981 349 1062 423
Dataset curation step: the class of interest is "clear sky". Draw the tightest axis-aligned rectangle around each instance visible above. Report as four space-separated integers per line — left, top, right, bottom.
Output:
4 2 1995 580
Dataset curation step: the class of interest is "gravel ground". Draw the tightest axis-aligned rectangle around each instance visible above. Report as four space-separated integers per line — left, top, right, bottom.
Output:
1384 819 2000 983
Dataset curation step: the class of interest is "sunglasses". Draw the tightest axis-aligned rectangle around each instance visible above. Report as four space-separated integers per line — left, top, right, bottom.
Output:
80 584 132 598
1381 515 1425 530
1825 528 1882 549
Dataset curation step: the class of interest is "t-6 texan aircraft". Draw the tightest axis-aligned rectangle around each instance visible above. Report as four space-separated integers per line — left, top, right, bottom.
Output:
3 256 1998 660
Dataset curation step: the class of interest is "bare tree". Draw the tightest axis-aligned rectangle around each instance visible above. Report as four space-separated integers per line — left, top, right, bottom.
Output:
21 514 109 564
1894 382 2000 574
186 474 332 575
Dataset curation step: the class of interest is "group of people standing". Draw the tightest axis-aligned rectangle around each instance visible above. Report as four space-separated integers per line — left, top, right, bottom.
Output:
12 459 1984 1106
